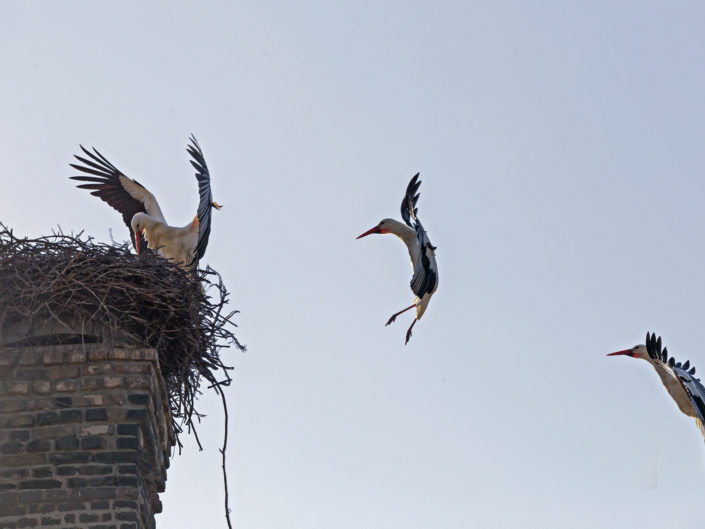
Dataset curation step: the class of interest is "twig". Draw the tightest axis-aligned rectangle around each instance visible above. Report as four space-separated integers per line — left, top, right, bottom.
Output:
216 383 233 529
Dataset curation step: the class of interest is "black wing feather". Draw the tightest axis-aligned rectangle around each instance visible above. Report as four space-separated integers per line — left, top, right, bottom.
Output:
401 173 421 227
410 226 438 297
187 135 214 264
69 146 148 252
645 332 663 361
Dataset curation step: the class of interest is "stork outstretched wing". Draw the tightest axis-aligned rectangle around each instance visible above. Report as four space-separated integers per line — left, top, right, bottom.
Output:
187 135 216 264
70 146 165 250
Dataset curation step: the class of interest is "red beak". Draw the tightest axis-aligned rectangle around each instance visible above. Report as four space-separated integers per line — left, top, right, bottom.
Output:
607 349 633 357
135 231 142 255
356 226 382 239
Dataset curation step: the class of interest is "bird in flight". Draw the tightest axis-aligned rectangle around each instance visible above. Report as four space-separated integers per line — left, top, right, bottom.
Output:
70 135 221 269
357 173 439 344
608 331 705 442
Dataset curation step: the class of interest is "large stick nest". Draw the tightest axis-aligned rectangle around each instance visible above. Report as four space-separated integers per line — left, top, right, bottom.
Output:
0 224 244 449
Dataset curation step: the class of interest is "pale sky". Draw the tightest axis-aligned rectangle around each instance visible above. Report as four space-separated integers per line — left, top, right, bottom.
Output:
2 1 705 528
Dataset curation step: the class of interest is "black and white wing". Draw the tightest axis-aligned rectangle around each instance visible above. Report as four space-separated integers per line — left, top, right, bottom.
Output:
70 146 165 251
401 173 438 299
187 135 215 263
401 173 421 228
646 332 705 440
673 366 705 440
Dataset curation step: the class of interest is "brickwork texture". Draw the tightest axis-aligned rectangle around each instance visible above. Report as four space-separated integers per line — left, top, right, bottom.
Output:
0 343 174 529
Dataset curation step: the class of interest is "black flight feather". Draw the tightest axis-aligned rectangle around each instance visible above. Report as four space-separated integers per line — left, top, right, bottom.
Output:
187 134 215 265
69 146 149 252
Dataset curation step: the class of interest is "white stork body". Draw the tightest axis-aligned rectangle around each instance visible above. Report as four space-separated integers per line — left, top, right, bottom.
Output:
376 218 438 321
357 174 439 344
609 332 705 441
70 135 221 269
131 213 200 266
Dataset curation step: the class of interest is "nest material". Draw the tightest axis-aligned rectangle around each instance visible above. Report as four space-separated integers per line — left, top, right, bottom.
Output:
0 223 244 448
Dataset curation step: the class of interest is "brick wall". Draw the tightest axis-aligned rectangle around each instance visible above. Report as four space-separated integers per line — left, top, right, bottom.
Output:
0 343 174 529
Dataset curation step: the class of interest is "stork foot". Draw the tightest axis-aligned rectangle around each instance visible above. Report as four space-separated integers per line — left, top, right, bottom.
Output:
405 320 417 345
385 303 416 327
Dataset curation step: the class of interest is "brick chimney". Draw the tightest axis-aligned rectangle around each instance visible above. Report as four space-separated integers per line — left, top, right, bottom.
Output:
0 339 174 529
0 226 240 529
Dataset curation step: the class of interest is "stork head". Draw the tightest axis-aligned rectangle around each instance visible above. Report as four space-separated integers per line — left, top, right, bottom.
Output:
356 218 396 239
130 213 151 255
607 344 648 360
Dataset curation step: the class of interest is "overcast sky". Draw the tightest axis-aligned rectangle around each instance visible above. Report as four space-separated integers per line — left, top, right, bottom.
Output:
2 1 705 528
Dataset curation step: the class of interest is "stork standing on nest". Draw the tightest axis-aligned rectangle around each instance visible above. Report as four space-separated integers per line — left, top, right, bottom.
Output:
608 332 705 441
357 173 439 344
70 135 221 269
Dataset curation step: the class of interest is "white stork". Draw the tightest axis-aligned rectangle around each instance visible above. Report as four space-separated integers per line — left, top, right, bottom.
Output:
356 173 439 344
70 135 221 269
608 332 705 441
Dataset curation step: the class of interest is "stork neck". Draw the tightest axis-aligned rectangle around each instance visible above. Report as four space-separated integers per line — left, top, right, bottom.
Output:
383 220 418 258
131 213 159 232
383 218 414 239
384 219 416 239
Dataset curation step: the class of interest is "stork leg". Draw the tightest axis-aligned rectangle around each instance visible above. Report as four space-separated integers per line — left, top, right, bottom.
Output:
386 303 416 326
405 319 417 345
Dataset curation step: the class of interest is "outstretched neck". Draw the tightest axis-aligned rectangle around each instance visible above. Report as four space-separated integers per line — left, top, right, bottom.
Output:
382 219 417 248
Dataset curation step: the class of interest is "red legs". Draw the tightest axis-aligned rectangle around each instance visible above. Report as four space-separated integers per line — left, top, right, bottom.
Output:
405 319 417 345
386 303 416 326
386 302 419 344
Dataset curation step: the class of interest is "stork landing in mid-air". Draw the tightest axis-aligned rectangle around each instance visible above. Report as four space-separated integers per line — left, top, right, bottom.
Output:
70 135 221 269
608 332 705 442
357 173 438 344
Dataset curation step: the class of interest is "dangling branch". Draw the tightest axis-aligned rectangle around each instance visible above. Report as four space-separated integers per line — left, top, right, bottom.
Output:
215 382 233 529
